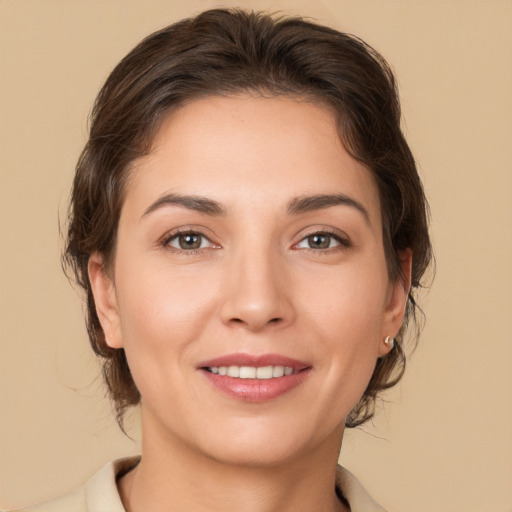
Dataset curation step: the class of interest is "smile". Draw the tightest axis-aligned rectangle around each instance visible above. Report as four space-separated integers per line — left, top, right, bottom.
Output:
205 365 296 379
198 354 311 402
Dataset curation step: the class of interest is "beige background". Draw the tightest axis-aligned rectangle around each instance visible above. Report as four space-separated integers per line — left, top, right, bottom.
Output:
1 1 511 510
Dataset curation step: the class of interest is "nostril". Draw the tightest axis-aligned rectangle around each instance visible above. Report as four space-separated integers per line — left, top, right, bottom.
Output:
229 316 282 327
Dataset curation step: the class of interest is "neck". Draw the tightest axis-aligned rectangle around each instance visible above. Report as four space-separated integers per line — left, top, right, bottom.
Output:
119 413 348 512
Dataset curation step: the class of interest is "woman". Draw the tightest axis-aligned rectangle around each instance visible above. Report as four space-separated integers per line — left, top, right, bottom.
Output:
13 8 431 512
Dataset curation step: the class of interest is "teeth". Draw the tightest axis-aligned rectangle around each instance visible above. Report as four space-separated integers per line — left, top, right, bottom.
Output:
272 366 284 378
227 366 240 377
239 366 256 379
207 365 297 379
256 366 273 379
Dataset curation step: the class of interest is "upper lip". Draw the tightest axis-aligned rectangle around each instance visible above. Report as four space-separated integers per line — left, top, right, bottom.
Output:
198 353 310 370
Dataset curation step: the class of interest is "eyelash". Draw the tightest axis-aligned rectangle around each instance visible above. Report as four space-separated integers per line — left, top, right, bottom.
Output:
161 229 351 254
293 230 352 252
162 228 218 254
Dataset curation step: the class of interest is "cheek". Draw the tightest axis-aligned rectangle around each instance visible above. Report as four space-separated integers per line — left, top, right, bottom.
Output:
113 256 221 369
111 264 224 424
301 265 388 399
303 261 388 340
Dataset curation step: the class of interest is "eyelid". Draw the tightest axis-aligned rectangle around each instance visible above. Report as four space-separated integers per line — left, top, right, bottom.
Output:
292 227 352 250
160 227 220 252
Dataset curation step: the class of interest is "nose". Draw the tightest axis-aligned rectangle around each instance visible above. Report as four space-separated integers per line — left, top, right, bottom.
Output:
219 245 295 332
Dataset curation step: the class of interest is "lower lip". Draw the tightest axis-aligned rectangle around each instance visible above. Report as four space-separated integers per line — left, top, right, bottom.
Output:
200 369 311 402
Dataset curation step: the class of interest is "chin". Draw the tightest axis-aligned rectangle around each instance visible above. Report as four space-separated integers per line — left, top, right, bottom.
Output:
202 437 308 468
192 414 342 469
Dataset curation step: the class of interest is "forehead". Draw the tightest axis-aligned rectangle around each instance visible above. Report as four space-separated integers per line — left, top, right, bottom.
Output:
124 95 381 224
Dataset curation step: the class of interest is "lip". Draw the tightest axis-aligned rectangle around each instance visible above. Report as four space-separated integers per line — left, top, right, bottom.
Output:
198 353 312 403
198 353 310 370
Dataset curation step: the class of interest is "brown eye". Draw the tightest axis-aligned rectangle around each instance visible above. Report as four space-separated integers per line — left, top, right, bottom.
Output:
296 233 342 250
307 234 331 249
179 233 201 249
167 232 213 251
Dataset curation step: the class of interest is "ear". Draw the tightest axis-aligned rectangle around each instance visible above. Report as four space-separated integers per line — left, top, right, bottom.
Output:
379 248 413 357
88 252 123 349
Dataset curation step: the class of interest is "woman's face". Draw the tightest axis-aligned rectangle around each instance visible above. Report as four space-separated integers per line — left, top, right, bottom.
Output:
90 95 409 466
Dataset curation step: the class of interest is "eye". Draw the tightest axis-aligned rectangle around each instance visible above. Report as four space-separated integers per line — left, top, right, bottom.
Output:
166 231 215 251
295 232 347 250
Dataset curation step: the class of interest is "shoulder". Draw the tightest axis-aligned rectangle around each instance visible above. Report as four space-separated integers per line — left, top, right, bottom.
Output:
336 466 388 512
5 456 140 512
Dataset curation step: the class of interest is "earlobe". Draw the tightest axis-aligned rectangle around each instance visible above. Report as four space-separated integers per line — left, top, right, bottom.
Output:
88 252 123 349
379 249 412 357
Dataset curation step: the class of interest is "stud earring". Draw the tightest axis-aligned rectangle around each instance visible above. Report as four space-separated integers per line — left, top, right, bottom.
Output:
384 336 395 350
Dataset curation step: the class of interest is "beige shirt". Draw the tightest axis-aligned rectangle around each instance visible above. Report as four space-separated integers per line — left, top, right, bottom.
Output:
12 457 387 512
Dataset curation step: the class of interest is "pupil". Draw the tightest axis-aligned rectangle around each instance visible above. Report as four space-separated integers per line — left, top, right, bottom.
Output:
180 234 200 249
309 234 329 249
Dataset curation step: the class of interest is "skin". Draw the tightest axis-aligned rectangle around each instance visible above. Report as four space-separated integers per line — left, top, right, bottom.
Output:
89 95 411 512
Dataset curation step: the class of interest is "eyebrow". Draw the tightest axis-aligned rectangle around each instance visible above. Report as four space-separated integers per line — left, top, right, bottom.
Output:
142 192 370 224
287 194 370 225
142 193 227 218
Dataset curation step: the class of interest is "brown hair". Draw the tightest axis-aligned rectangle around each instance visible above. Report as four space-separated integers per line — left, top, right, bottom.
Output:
64 8 432 429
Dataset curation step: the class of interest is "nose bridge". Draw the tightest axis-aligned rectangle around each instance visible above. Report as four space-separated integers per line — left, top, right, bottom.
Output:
220 236 293 331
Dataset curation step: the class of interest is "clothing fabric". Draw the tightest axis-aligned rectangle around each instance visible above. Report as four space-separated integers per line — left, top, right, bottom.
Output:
11 456 387 512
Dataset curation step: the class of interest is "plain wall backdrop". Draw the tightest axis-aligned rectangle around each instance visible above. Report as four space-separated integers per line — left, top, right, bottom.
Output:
1 1 511 511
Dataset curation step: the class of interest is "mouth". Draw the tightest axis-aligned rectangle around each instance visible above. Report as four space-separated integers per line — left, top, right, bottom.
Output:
204 365 298 379
198 354 311 402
